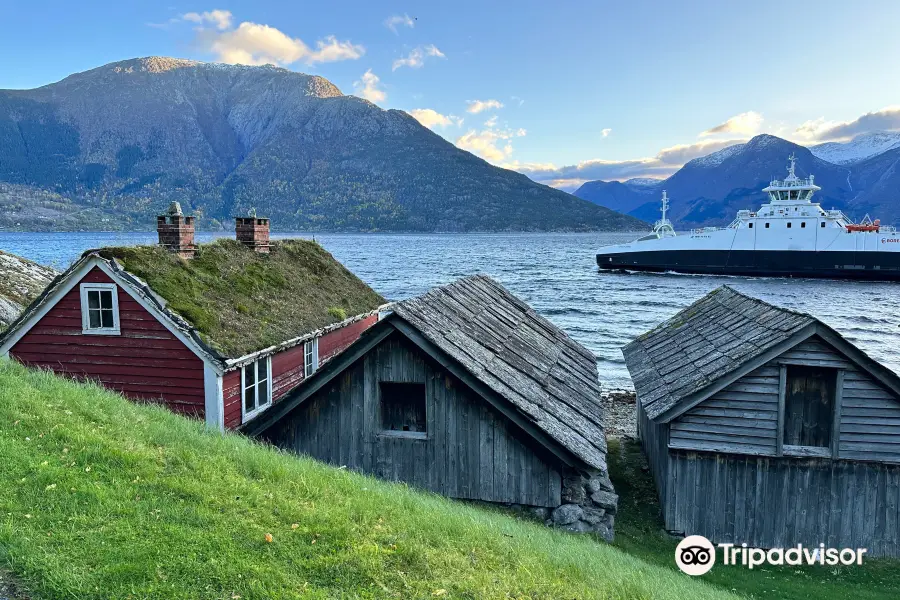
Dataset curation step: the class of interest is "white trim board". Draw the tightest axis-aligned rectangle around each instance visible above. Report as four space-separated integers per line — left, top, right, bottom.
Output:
204 364 224 431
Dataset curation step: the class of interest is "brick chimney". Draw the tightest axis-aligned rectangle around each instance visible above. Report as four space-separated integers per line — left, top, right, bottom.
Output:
236 215 270 253
157 202 196 259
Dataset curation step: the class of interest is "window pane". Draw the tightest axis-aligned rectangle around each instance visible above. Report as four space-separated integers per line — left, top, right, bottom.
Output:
244 364 255 388
784 366 835 447
257 377 270 406
99 290 113 309
89 309 101 328
244 384 255 412
257 359 267 382
88 290 100 309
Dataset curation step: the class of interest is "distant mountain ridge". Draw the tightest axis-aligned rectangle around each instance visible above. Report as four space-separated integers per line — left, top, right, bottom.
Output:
0 57 644 232
810 131 900 165
575 133 900 227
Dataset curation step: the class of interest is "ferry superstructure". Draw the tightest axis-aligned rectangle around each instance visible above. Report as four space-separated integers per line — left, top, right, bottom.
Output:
596 154 900 280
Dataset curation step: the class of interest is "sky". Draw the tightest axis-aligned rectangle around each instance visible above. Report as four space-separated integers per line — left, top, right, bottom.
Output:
2 0 900 190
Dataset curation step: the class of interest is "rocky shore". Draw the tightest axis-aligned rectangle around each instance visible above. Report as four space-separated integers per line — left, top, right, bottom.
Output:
600 389 637 439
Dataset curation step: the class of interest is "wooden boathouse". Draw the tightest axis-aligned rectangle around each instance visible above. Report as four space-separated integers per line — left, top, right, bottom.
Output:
245 275 618 538
624 286 900 556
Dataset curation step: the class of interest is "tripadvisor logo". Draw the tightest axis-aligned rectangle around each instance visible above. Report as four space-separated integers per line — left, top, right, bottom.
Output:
675 536 716 576
675 535 869 575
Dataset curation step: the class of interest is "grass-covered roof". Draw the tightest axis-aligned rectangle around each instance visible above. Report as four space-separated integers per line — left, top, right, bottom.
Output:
98 239 385 358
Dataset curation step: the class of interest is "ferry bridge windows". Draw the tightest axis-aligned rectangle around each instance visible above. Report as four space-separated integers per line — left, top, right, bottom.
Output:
790 190 799 200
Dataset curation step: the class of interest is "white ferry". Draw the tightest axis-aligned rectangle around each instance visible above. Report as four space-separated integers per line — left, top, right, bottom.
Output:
596 154 900 280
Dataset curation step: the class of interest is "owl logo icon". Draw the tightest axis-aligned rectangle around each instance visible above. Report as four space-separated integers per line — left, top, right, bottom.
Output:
675 535 716 576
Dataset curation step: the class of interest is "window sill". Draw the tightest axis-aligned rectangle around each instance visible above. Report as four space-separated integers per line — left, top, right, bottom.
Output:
378 430 427 440
783 445 832 458
81 328 121 336
242 402 272 424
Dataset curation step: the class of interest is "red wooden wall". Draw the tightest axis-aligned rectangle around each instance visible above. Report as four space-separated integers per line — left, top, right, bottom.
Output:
10 267 206 417
224 314 379 429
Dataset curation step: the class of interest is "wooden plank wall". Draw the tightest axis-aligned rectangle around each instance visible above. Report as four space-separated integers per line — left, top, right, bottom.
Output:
10 267 205 416
840 370 900 463
266 333 563 507
665 450 900 557
225 318 378 429
637 400 669 505
669 364 780 456
667 337 900 462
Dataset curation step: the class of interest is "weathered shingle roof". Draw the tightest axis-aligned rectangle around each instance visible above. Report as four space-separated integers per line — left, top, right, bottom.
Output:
623 286 816 421
392 275 608 470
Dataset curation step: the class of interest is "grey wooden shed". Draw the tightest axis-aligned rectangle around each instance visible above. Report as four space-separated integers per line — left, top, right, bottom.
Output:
624 286 900 556
245 275 618 537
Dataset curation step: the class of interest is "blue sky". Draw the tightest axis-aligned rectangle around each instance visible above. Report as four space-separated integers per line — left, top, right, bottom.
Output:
2 0 900 188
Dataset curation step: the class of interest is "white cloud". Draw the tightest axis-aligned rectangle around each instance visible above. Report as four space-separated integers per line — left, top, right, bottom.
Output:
384 14 415 33
466 99 503 114
517 138 744 184
601 128 612 138
424 44 445 58
408 108 463 129
392 45 446 70
511 96 525 106
308 35 366 63
515 105 900 189
353 70 386 104
183 9 233 30
185 11 364 66
700 111 764 137
793 106 900 142
456 127 526 163
484 115 498 128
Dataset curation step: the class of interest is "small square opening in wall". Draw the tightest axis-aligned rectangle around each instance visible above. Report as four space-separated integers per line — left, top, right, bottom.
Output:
784 365 836 449
380 382 426 434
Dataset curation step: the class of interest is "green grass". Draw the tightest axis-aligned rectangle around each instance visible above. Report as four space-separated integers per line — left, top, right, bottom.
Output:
0 361 735 600
98 239 385 357
608 438 900 600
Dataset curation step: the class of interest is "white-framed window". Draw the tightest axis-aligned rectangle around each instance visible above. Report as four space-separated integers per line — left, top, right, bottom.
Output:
304 338 319 378
79 283 120 335
242 357 272 422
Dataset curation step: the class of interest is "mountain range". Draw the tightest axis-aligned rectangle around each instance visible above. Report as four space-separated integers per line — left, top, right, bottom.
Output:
0 57 643 233
575 133 900 227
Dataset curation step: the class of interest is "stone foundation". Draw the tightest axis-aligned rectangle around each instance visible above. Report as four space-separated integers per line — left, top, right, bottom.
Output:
547 468 617 540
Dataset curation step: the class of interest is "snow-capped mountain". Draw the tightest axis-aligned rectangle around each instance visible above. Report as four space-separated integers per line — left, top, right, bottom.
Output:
575 130 900 226
689 143 746 168
810 131 900 165
623 177 663 188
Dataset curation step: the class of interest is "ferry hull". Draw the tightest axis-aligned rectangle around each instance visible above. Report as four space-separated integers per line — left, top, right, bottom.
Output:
596 249 900 280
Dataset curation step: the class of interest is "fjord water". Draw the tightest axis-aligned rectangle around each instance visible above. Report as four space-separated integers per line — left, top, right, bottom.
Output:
3 231 898 390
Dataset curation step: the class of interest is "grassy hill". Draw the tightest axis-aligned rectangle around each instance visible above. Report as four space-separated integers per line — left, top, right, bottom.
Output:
0 361 733 599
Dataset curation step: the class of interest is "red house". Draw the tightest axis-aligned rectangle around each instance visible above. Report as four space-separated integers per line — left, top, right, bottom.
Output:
0 204 386 431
